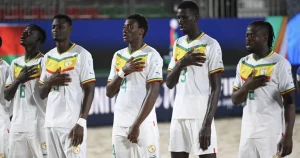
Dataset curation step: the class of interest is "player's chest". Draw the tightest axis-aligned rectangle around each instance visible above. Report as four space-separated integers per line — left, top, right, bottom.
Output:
174 43 207 61
115 52 149 72
14 60 42 79
45 53 79 75
239 61 277 84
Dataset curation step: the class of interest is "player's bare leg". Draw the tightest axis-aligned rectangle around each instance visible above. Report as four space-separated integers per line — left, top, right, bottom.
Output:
171 152 189 158
199 153 216 158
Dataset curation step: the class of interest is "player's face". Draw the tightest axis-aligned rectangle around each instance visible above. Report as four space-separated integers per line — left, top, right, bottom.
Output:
245 25 267 53
20 26 40 46
123 19 143 43
52 18 72 42
177 8 197 34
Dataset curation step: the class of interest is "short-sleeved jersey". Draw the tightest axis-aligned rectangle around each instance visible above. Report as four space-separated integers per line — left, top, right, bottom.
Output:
108 44 163 127
233 51 295 138
0 58 10 122
168 33 224 119
297 66 300 82
39 43 96 129
5 53 47 132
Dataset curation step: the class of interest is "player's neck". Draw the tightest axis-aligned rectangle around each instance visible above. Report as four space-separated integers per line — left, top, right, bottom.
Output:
24 45 40 61
187 28 201 42
56 40 73 54
128 40 144 53
253 46 271 60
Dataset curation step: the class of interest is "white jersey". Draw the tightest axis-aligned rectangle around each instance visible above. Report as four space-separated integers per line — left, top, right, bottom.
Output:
40 43 96 129
5 53 46 132
0 59 10 122
233 51 295 138
168 33 224 119
108 44 163 127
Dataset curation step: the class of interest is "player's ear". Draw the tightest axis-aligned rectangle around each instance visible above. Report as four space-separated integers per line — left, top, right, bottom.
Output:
263 35 268 43
194 14 199 21
139 28 145 37
69 26 73 33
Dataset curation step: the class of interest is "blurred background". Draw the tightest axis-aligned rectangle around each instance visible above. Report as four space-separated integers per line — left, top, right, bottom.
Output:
1 0 300 157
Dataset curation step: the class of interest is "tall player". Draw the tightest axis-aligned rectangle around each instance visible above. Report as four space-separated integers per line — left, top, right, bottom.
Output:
39 14 95 158
166 1 224 158
4 24 47 158
231 21 295 158
106 14 163 158
0 58 10 158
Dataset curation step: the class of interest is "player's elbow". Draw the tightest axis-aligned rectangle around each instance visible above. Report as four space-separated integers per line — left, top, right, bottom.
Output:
105 88 114 98
231 96 241 106
4 90 12 101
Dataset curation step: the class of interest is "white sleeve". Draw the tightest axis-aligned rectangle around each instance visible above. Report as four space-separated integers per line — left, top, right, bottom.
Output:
167 40 177 72
5 60 15 87
233 59 242 90
80 51 96 85
39 55 47 85
107 53 117 82
277 60 295 95
297 66 300 82
147 52 163 83
207 41 224 74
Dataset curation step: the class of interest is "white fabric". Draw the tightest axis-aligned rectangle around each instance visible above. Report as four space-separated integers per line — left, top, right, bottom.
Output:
168 34 224 119
40 44 95 129
0 120 10 158
233 52 295 138
46 127 87 158
107 44 163 127
112 122 160 158
0 59 10 121
169 119 217 155
238 134 284 158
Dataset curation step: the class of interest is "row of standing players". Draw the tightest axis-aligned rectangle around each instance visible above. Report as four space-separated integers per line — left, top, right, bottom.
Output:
1 1 300 158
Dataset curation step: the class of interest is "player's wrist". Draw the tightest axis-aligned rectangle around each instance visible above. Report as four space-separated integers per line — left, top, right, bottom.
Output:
118 68 126 78
77 118 86 127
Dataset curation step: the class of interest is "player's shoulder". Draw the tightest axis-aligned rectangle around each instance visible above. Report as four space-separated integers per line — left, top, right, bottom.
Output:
0 58 9 66
144 45 162 60
239 54 253 64
176 35 187 44
115 47 127 56
201 33 220 46
271 52 291 67
73 44 91 56
11 56 25 64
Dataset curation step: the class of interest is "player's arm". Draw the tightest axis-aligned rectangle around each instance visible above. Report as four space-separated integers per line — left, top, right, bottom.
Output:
80 82 95 119
166 48 205 89
106 76 124 98
296 67 300 95
4 64 37 101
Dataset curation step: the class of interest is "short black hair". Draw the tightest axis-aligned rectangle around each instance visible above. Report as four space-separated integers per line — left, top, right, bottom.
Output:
53 14 72 26
178 1 199 16
28 24 46 44
250 21 275 49
127 14 148 38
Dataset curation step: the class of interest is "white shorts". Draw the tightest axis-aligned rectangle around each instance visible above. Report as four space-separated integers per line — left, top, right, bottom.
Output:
46 127 87 158
169 119 218 156
238 134 284 158
8 131 45 158
112 122 160 158
0 120 10 158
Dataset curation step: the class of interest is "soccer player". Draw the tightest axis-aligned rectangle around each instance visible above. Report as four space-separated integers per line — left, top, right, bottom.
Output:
106 14 163 158
4 24 47 158
39 14 95 158
166 1 224 158
0 58 10 158
231 21 295 158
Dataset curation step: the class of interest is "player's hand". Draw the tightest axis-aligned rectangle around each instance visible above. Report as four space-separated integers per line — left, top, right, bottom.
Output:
179 48 206 67
244 70 268 91
69 124 84 147
199 125 211 151
47 68 72 86
16 65 38 83
122 57 144 74
277 136 293 157
127 125 140 144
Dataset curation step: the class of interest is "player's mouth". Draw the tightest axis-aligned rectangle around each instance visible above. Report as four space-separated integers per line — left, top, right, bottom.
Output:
123 34 128 39
20 37 26 43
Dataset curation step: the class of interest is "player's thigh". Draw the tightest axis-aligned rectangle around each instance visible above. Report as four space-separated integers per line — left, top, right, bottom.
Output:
137 122 160 158
45 128 66 158
169 119 191 153
9 132 32 158
256 135 282 158
65 127 87 158
112 126 135 158
37 126 47 155
27 132 45 158
193 119 218 156
0 121 9 157
238 137 258 158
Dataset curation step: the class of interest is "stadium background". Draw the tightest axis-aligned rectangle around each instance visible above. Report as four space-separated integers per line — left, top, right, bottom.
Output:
1 0 300 157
